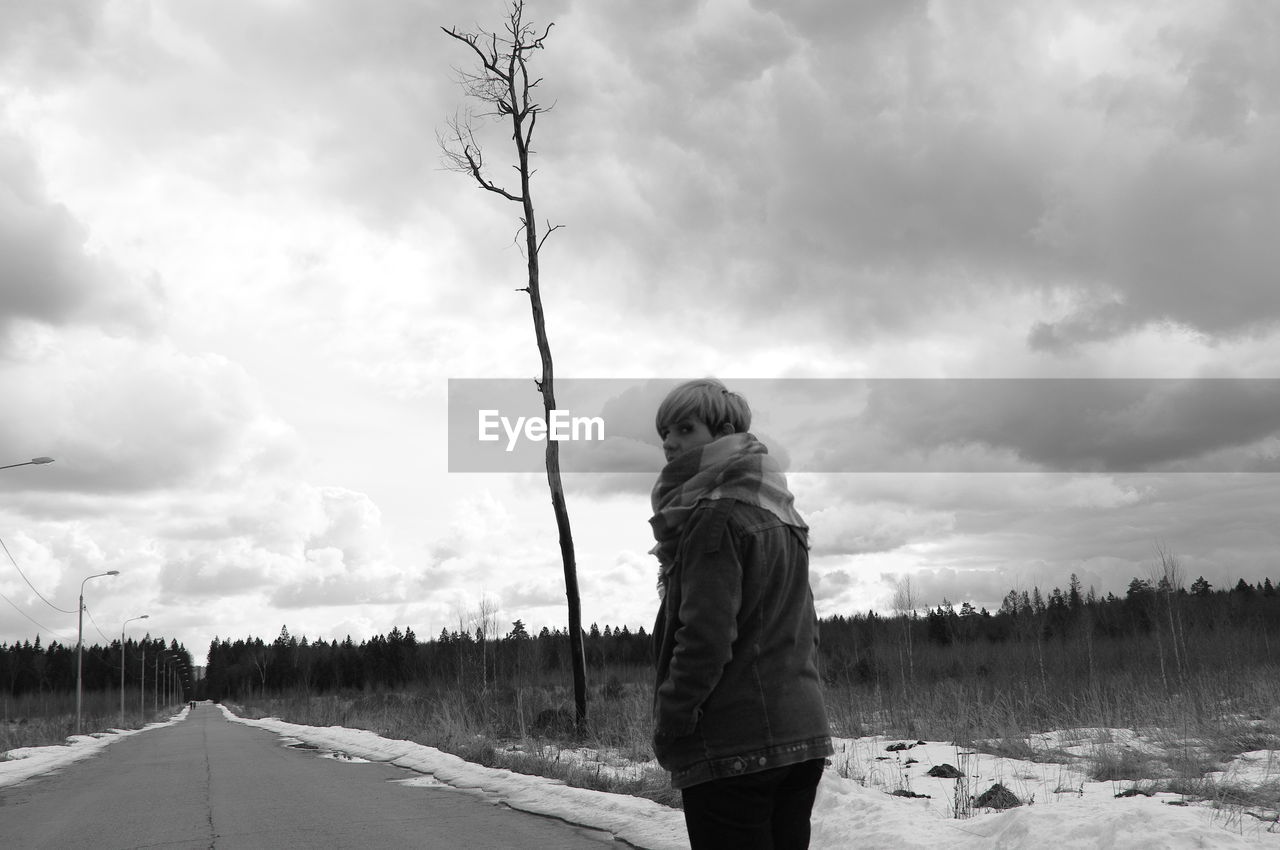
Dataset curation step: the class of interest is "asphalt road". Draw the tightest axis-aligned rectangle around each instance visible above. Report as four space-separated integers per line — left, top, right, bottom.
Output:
0 703 625 849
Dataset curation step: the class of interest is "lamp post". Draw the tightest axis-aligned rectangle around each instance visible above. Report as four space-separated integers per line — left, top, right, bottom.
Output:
76 570 120 735
121 615 148 726
0 456 55 471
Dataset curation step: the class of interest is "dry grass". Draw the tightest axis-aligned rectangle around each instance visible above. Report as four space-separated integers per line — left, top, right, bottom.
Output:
18 649 1277 822
2 691 172 753
1087 743 1157 782
822 661 1280 818
231 663 1280 820
235 669 682 808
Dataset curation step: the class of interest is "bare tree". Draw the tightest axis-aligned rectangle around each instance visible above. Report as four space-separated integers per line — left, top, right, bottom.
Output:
473 593 501 688
441 1 587 727
1150 540 1190 687
891 576 917 687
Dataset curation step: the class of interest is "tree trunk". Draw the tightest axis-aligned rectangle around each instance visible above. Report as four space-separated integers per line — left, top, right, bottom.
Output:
512 85 588 730
443 1 588 727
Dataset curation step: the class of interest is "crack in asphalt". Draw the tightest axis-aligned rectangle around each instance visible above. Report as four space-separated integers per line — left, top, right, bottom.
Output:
203 717 217 848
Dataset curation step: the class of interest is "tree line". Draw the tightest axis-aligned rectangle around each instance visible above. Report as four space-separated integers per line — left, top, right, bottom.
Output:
821 571 1280 697
0 635 195 701
911 573 1280 648
196 570 1279 703
200 621 653 702
6 571 1277 704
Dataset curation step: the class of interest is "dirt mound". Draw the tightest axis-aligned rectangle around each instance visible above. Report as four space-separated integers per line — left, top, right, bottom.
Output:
975 783 1021 809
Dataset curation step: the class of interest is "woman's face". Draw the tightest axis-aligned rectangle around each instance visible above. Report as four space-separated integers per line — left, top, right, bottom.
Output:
659 418 730 462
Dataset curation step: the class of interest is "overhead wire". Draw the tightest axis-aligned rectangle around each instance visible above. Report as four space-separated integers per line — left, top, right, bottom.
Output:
0 531 82 645
0 540 146 677
1 552 167 673
0 534 78 614
83 604 114 646
0 587 73 641
0 533 127 653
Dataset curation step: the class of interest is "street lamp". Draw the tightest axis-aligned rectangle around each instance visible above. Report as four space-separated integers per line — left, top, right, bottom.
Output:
140 640 151 720
76 570 120 735
0 456 55 471
121 615 149 726
158 649 190 708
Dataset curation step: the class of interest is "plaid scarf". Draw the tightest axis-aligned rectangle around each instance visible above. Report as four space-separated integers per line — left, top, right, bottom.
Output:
649 433 808 596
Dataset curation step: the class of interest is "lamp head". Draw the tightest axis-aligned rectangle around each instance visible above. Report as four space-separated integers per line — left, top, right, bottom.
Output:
31 457 55 464
106 570 120 576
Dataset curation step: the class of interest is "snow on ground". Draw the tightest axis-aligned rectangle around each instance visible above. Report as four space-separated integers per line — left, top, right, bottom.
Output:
0 706 190 788
2 704 1278 848
219 706 690 850
817 736 1279 849
1217 751 1280 790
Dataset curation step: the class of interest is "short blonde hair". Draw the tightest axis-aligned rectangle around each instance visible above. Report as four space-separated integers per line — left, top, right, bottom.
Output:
655 378 752 436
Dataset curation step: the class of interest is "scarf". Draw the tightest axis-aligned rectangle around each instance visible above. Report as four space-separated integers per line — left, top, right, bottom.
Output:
649 432 808 596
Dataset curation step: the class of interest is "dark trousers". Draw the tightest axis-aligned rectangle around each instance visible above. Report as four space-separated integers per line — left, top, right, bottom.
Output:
680 758 825 850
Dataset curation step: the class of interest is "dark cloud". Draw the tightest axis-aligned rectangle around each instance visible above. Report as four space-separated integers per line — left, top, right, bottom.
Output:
0 136 164 342
1030 141 1280 348
750 0 928 44
849 379 1280 472
448 377 1280 474
541 2 1280 350
1169 2 1280 142
12 1 1274 349
0 338 293 497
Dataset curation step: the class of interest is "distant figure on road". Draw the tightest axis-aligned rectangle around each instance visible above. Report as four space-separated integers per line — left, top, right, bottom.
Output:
649 378 833 849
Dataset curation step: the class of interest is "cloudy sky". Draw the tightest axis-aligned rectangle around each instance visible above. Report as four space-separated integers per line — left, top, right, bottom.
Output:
2 0 1278 662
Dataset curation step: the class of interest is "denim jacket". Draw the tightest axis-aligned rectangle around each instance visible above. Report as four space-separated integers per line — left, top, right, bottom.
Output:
652 499 833 790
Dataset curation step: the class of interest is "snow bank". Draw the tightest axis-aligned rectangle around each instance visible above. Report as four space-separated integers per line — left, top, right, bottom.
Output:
223 709 1279 849
7 705 1275 849
221 706 689 850
0 707 190 789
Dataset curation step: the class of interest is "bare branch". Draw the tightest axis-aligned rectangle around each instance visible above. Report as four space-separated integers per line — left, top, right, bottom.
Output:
525 108 537 150
440 26 508 83
439 110 523 202
536 221 564 255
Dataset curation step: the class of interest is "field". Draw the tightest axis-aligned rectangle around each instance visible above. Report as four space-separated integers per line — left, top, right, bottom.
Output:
4 664 1279 845
2 689 180 752
214 658 1280 827
6 580 1280 839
